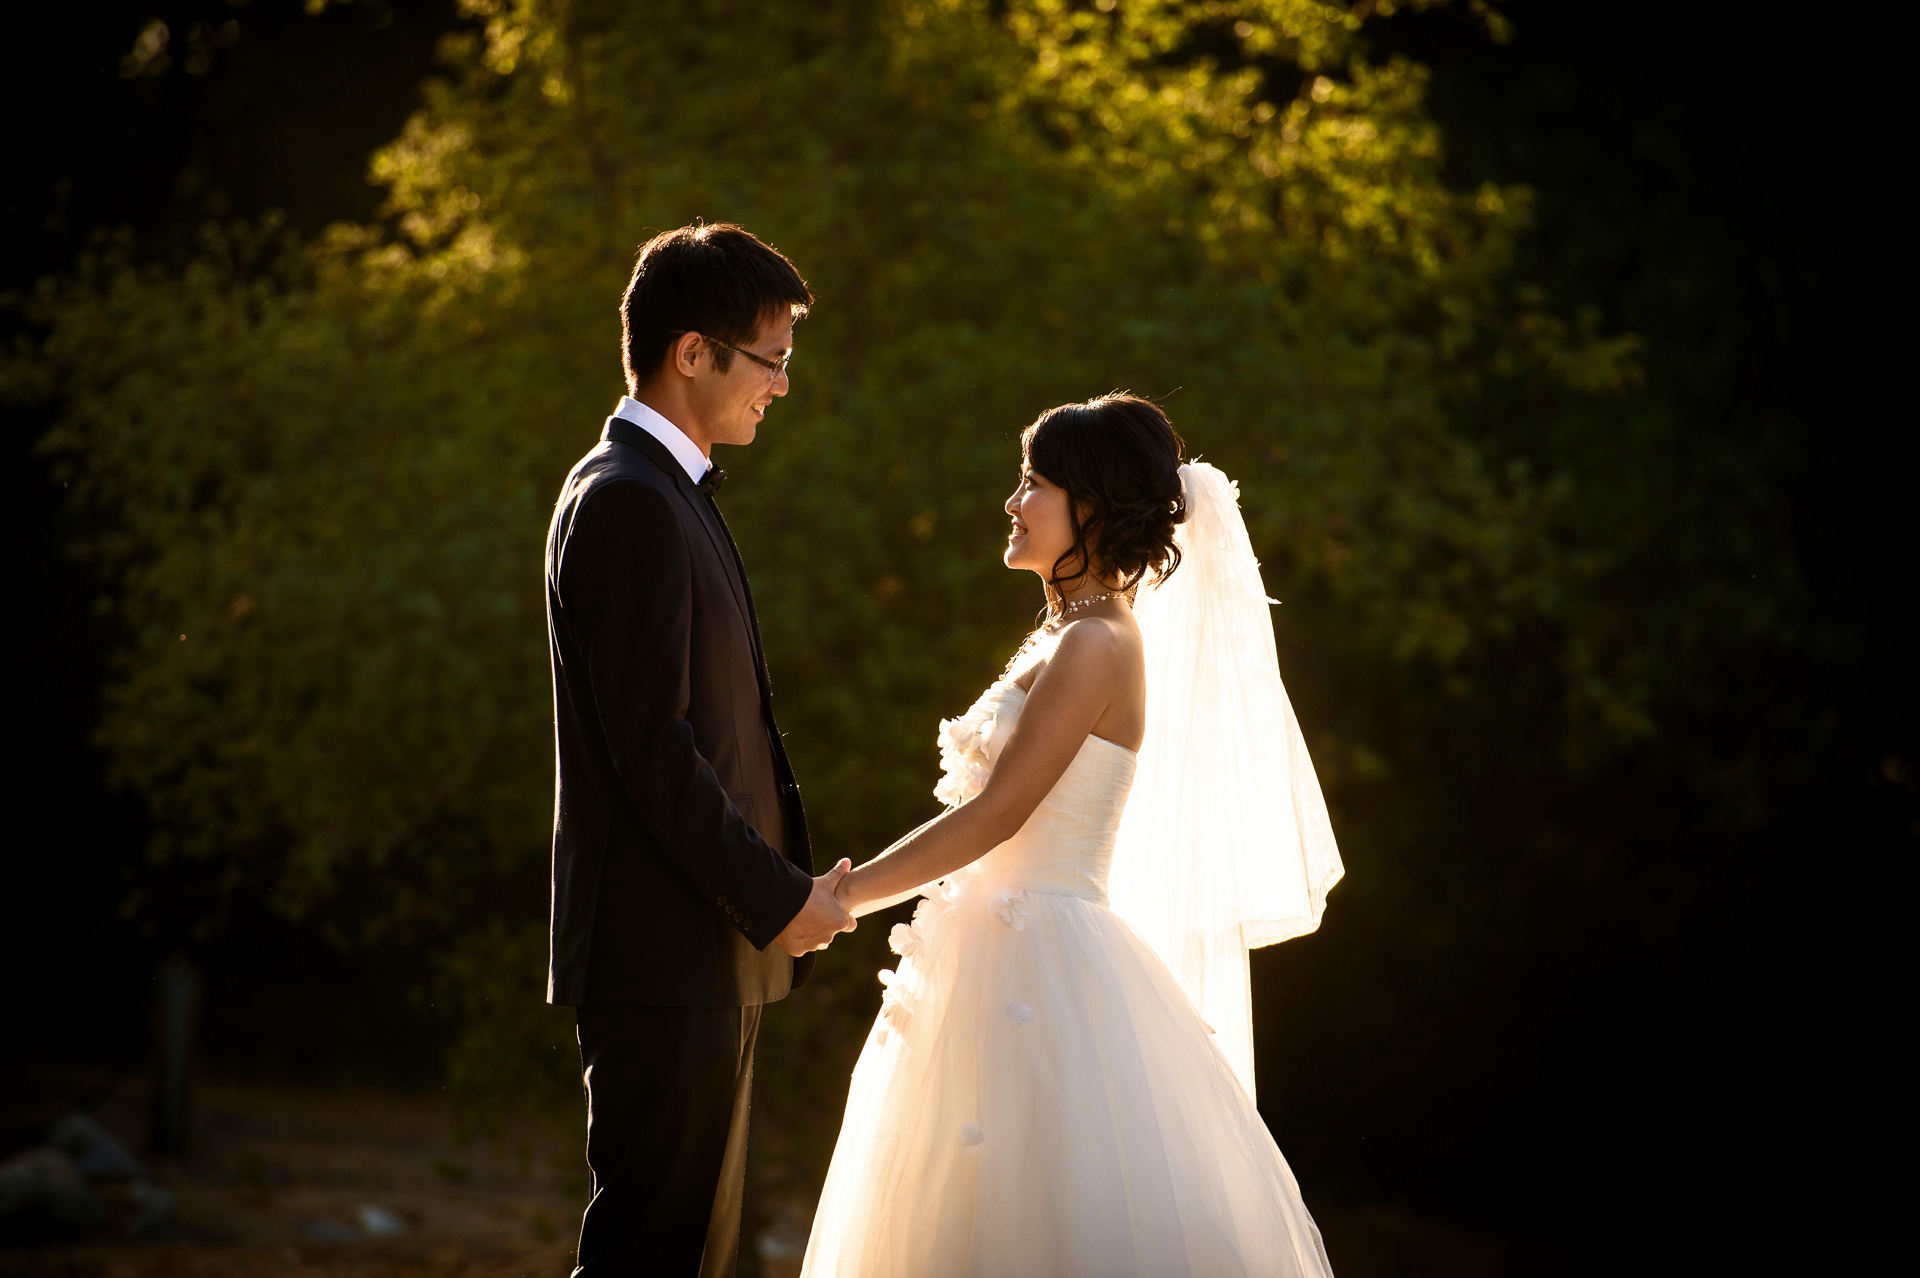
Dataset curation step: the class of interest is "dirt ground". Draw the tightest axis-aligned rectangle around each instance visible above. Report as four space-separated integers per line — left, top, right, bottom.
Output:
2 1068 587 1278
3 1066 1556 1277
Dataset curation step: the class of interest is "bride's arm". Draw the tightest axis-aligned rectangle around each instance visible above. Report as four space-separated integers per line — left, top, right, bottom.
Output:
842 816 940 918
836 622 1127 915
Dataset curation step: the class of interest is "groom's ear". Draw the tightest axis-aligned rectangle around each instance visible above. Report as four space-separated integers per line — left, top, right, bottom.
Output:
669 331 707 380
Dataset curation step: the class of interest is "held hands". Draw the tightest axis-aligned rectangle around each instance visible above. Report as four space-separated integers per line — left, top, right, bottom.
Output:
774 858 857 956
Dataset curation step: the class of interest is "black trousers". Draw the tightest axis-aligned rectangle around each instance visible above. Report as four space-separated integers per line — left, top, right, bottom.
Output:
572 1003 762 1277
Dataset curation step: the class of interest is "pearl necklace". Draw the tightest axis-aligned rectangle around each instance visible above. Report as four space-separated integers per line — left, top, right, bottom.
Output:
1043 590 1125 631
1001 590 1130 682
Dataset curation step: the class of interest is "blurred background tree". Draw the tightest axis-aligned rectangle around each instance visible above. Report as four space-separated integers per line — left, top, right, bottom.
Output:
3 0 1888 1271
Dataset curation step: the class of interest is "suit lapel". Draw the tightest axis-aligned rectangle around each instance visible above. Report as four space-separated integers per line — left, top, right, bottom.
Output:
700 496 775 697
603 418 771 698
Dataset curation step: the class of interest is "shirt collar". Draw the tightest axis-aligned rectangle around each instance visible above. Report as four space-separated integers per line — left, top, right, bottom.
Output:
612 396 710 485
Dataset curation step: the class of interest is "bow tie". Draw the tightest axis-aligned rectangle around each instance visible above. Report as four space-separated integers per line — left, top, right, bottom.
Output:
697 467 727 497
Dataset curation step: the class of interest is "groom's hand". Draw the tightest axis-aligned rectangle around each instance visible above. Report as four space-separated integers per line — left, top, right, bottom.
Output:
774 858 856 956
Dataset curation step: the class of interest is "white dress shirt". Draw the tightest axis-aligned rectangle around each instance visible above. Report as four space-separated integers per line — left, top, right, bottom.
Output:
613 396 711 484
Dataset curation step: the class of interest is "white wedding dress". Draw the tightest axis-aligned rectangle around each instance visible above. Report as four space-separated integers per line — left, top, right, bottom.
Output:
799 655 1336 1277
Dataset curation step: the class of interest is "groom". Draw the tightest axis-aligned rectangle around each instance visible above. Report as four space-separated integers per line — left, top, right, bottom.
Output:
544 222 855 1276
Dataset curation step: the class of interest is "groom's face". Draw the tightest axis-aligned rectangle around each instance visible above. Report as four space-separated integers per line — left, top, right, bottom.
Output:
688 310 794 449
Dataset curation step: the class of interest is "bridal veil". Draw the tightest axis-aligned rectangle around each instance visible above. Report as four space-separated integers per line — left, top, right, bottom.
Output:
1108 461 1345 1100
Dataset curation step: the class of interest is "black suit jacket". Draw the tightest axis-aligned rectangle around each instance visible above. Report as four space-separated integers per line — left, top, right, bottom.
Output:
545 415 815 1007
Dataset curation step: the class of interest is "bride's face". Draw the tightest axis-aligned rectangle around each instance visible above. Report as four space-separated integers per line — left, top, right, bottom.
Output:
1004 461 1075 577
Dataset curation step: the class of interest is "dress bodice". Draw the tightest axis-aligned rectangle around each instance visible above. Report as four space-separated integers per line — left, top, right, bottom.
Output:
934 678 1138 904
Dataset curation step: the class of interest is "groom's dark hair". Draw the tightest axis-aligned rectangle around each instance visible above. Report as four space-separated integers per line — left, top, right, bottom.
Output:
622 222 813 393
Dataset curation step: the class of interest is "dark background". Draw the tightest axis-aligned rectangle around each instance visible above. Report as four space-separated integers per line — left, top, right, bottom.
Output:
6 0 463 1089
4 1 1892 1272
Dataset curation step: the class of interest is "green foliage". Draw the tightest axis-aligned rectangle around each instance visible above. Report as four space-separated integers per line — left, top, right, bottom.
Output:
8 0 1633 1194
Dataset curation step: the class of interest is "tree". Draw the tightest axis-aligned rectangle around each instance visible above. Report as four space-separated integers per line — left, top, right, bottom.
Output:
8 0 1631 1212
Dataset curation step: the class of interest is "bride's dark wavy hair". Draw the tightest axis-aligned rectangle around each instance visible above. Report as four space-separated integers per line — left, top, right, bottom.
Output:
1021 393 1187 593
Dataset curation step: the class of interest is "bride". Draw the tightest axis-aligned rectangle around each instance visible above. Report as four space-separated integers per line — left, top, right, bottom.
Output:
802 394 1344 1277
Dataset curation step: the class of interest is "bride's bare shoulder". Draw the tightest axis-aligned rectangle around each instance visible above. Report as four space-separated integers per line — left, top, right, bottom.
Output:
1016 615 1141 692
1062 613 1142 662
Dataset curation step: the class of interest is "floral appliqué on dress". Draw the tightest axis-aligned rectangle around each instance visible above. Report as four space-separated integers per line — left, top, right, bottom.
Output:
933 692 1001 809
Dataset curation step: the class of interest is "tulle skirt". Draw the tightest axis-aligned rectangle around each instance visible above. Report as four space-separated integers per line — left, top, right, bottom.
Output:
800 873 1334 1278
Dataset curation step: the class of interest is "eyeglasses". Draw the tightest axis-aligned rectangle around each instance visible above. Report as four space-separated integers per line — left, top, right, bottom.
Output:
669 331 790 380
